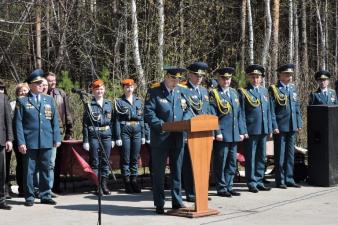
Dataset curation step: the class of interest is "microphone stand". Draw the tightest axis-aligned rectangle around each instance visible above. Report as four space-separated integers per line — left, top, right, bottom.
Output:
78 92 116 225
181 92 197 117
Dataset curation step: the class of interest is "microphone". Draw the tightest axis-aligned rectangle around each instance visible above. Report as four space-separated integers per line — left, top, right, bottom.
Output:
71 88 91 96
181 92 196 117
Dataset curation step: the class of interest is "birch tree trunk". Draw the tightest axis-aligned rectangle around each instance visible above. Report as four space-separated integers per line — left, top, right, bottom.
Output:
179 0 184 67
334 0 338 79
46 2 50 68
131 0 146 91
241 0 247 70
288 0 294 63
36 1 42 69
293 1 299 85
315 0 326 70
247 0 254 64
262 0 272 69
124 2 129 76
301 0 309 84
324 0 328 70
157 0 164 77
271 0 280 82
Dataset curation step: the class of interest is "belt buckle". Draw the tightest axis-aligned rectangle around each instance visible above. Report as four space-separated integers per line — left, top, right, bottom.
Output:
99 126 108 131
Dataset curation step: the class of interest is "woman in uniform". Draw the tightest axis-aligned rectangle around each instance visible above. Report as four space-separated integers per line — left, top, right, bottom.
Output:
82 79 114 195
115 79 145 193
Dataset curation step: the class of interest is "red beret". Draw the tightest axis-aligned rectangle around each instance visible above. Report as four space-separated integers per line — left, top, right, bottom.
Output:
121 79 135 86
91 79 104 89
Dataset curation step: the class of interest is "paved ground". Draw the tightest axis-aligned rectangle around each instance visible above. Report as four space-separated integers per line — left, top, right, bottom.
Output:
2 181 338 225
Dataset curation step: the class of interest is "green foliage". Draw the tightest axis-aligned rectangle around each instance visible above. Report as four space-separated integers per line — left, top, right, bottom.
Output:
57 71 78 93
98 66 123 100
232 64 247 89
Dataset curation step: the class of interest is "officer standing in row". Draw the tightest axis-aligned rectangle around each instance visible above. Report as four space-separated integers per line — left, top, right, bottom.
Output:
82 79 114 195
15 69 61 206
182 62 210 202
144 67 189 214
209 67 245 197
269 64 302 189
239 64 272 193
115 79 145 194
309 70 337 105
0 81 13 210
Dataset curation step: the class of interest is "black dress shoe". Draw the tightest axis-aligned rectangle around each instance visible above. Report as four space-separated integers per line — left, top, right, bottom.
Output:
186 196 195 202
155 206 164 214
263 178 271 184
248 187 259 193
50 191 58 198
276 184 287 189
41 199 57 205
217 191 232 197
287 183 301 188
24 201 34 207
229 190 241 196
0 203 12 210
172 204 187 209
257 185 271 191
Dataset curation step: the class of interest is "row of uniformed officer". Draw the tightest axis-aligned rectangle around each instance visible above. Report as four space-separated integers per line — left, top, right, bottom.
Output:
181 62 211 202
82 79 114 195
114 79 145 194
309 70 337 105
239 64 272 193
209 67 245 197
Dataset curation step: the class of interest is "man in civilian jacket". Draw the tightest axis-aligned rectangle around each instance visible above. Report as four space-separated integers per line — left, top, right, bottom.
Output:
0 82 13 210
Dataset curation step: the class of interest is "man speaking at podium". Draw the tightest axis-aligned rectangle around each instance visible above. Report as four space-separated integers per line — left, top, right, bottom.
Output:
144 67 189 214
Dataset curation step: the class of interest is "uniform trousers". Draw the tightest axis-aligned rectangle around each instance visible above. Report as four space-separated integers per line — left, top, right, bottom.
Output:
213 141 237 192
273 131 296 186
244 134 267 188
23 148 53 202
151 132 184 208
120 123 142 177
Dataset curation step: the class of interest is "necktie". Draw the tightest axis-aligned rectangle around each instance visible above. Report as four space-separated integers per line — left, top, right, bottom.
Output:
323 91 328 101
285 85 289 92
196 88 201 99
36 94 40 104
225 90 229 97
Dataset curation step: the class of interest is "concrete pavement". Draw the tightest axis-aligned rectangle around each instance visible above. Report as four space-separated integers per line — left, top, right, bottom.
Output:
2 182 338 225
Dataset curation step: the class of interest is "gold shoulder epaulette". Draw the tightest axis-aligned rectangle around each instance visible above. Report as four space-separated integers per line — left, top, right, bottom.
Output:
150 82 160 88
178 83 188 88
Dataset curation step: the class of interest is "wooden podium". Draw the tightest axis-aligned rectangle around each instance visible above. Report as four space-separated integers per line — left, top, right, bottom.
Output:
162 115 219 218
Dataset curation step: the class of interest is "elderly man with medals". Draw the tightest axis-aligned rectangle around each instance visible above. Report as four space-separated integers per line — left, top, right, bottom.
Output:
15 69 61 206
